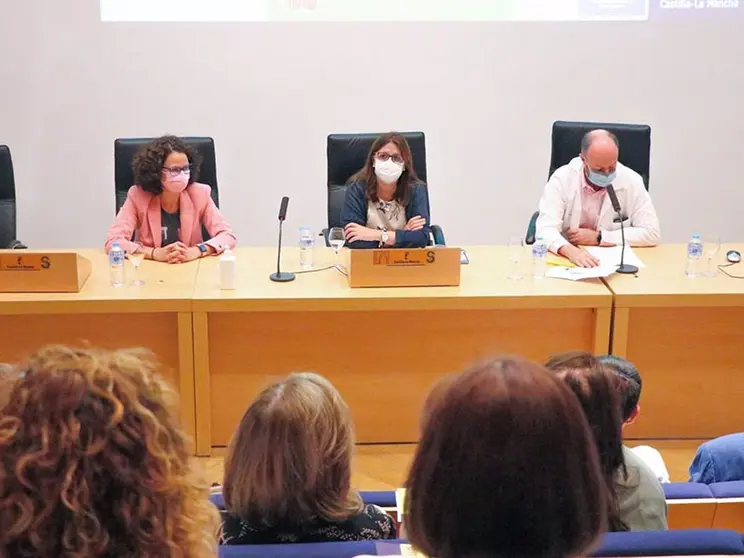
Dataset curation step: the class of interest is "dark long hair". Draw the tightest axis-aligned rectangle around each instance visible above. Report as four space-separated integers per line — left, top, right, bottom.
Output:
347 132 421 206
546 351 629 532
405 357 606 558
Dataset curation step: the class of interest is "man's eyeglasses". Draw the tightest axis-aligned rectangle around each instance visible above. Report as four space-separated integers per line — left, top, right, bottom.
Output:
375 152 404 165
162 165 192 178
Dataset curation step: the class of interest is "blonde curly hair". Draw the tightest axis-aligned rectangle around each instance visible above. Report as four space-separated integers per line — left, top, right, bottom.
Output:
0 345 219 557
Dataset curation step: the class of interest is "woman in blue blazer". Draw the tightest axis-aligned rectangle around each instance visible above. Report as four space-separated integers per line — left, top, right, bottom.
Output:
341 132 431 249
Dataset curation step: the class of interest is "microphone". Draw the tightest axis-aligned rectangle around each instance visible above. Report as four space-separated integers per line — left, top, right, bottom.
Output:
606 184 638 275
269 196 296 283
278 196 289 222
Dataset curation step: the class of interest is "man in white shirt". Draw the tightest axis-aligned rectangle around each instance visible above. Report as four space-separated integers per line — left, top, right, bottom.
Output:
535 129 661 267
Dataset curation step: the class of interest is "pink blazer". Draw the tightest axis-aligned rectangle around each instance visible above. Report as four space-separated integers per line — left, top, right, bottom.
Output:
105 183 237 254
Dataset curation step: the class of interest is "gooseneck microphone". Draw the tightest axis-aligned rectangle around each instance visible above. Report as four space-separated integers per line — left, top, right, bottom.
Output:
269 196 296 283
606 184 638 275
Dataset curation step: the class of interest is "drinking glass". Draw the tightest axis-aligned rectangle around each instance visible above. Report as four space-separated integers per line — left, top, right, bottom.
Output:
703 234 721 277
507 236 525 280
328 228 345 258
129 252 145 286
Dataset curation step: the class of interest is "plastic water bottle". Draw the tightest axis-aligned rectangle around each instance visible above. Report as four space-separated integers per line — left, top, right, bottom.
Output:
220 248 236 290
532 237 548 280
299 227 314 270
686 234 704 277
109 242 126 287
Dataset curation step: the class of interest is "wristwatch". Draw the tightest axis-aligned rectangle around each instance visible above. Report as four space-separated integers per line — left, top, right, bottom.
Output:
197 243 209 257
596 231 602 245
380 229 389 247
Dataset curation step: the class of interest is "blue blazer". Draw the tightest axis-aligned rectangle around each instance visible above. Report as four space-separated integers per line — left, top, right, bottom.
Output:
340 181 431 249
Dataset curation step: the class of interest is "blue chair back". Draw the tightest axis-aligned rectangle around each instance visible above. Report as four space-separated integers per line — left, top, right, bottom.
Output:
210 490 397 510
663 482 713 499
710 481 744 498
219 539 407 558
591 529 744 557
216 531 744 558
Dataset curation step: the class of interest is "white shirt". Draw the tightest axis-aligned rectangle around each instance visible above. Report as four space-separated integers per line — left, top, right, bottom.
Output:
536 157 661 254
631 445 671 484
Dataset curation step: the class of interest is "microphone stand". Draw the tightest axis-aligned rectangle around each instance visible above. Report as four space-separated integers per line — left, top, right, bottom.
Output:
269 218 295 282
615 210 638 275
606 183 638 275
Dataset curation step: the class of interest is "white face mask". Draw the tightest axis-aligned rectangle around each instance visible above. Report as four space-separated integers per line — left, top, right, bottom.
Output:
374 158 404 184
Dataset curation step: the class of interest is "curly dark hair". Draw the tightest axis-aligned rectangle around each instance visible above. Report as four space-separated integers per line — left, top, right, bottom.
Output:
132 135 202 195
0 345 219 558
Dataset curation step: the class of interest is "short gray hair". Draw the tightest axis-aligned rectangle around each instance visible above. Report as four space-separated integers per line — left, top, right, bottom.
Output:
581 130 619 154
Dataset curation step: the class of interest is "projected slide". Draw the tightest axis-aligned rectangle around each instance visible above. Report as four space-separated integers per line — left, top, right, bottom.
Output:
100 0 742 22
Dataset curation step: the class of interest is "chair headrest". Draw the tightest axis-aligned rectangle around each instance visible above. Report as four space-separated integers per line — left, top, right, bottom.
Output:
114 137 218 192
326 132 427 187
113 137 219 213
549 121 651 190
0 145 16 201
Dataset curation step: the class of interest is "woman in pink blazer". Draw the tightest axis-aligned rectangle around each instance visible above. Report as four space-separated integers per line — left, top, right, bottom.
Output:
105 135 236 264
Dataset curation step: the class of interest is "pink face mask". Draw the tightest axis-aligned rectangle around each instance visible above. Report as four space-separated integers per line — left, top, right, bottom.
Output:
162 172 189 193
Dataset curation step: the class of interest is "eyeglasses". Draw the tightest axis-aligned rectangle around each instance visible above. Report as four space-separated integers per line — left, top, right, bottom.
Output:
162 165 192 178
375 152 404 165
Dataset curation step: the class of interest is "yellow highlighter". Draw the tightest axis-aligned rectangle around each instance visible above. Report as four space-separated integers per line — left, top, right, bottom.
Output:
546 254 576 268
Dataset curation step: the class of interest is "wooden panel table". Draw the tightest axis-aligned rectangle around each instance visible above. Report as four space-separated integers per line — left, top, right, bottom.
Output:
192 246 613 454
0 249 200 441
606 244 744 440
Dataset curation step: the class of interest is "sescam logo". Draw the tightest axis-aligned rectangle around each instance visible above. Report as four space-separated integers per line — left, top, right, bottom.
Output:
0 255 50 271
373 251 436 266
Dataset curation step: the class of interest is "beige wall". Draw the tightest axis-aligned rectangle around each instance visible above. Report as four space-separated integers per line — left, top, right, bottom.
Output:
1 0 742 248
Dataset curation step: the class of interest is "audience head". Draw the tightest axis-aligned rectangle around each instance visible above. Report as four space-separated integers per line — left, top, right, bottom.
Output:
580 129 619 188
350 132 421 204
405 357 606 558
546 351 628 532
0 345 218 558
0 363 18 412
599 354 643 425
223 372 363 527
419 373 456 432
133 134 201 196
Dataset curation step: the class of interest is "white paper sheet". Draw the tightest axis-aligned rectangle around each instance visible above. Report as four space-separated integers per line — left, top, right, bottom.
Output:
547 266 615 281
585 246 645 269
395 488 407 522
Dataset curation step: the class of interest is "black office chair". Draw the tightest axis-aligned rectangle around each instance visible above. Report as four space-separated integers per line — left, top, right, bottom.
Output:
325 132 445 246
0 145 27 249
525 121 651 244
114 137 219 242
